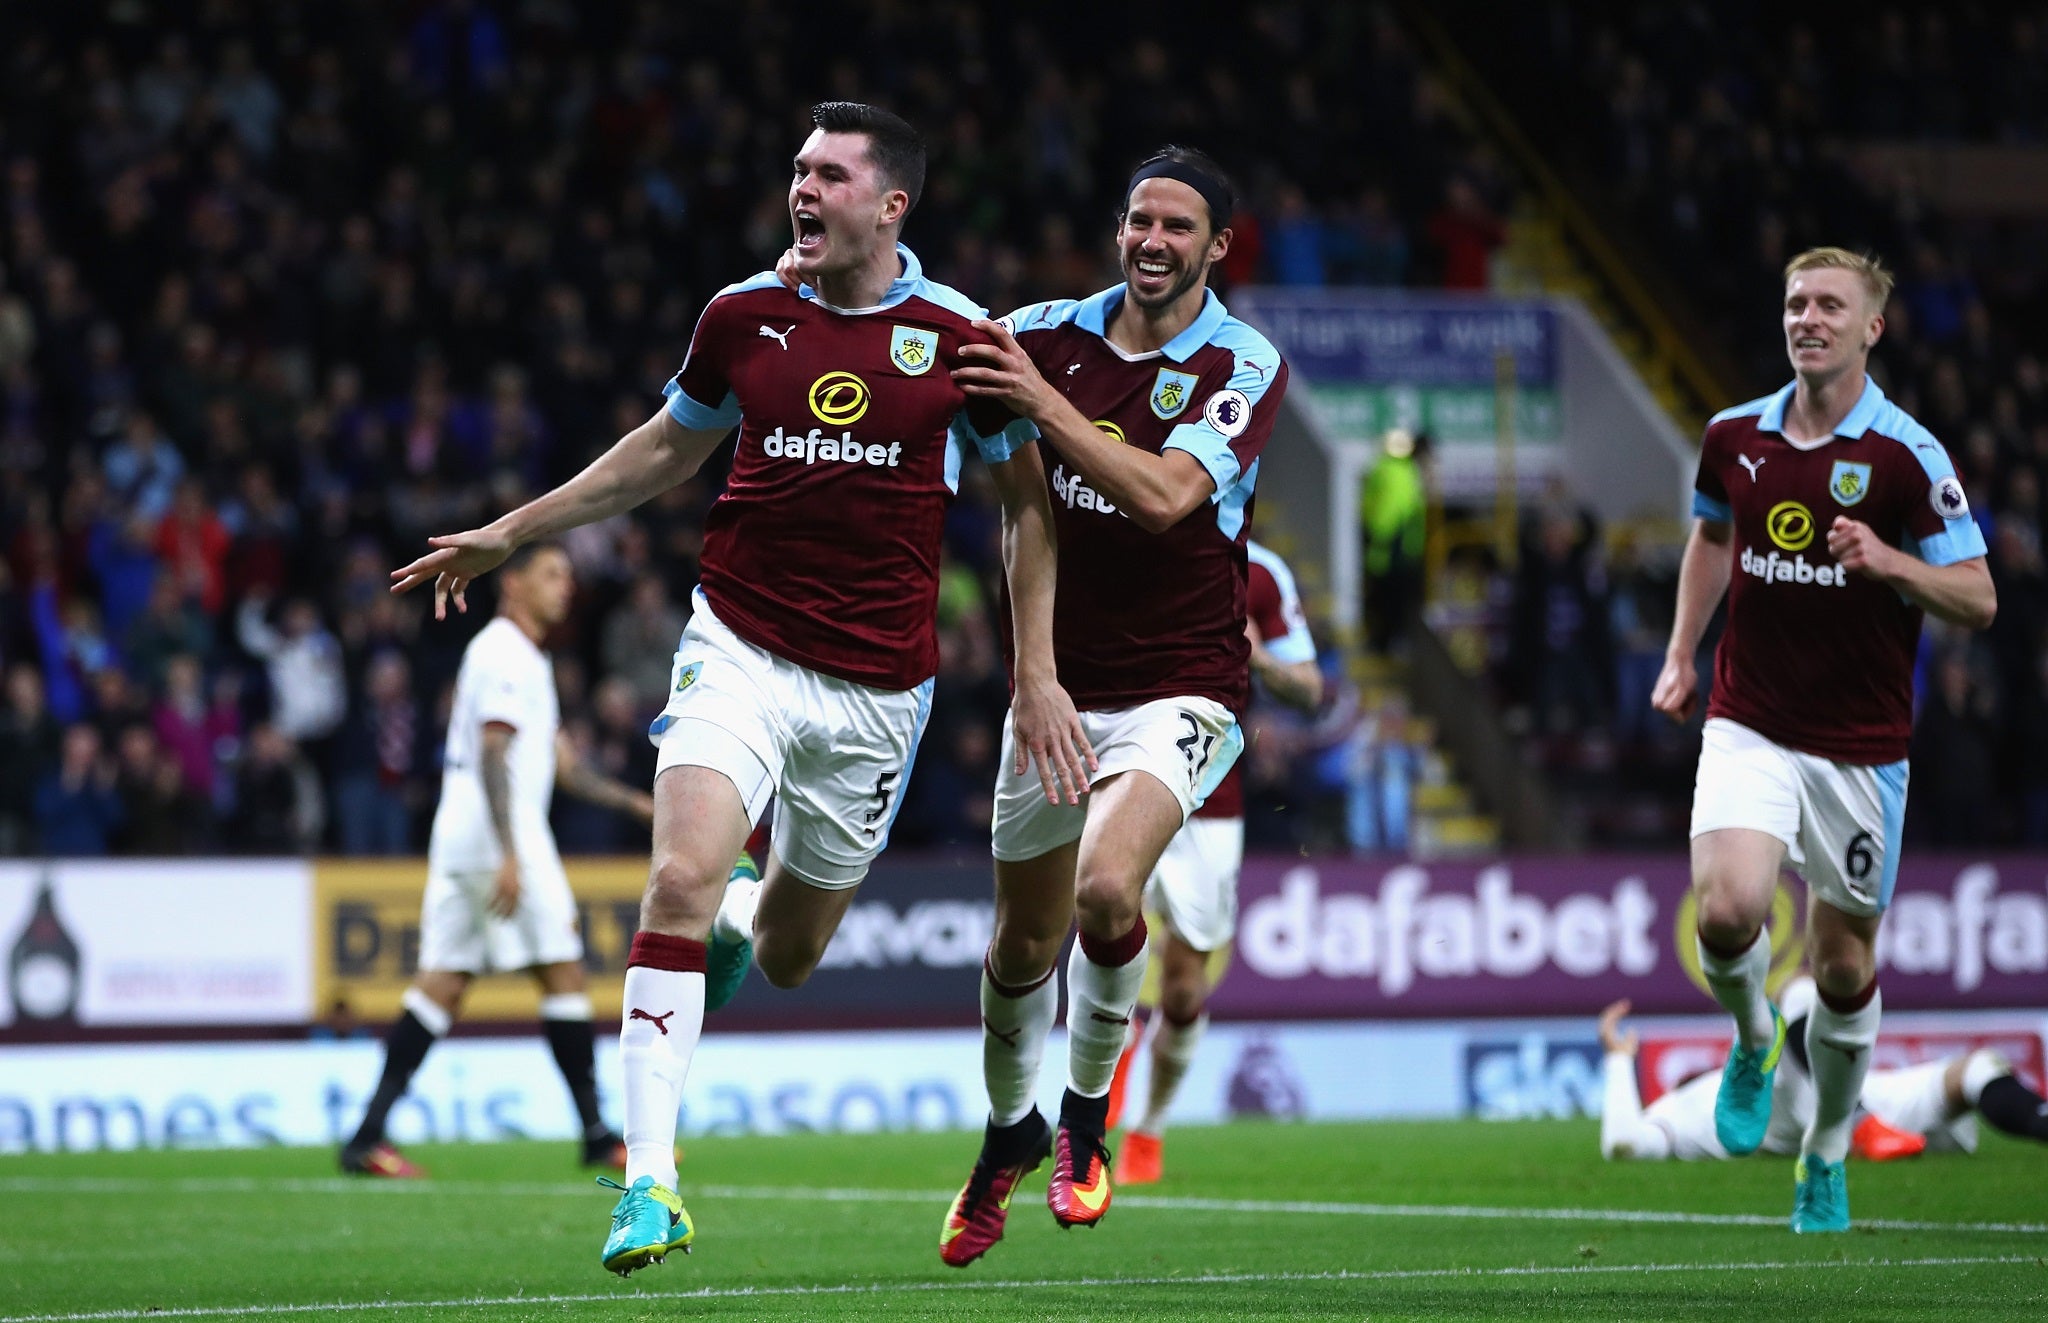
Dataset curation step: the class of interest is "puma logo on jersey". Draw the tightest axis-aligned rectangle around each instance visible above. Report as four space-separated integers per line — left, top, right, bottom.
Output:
1244 359 1269 382
1066 363 1080 375
1738 454 1766 482
759 324 795 350
630 1008 675 1036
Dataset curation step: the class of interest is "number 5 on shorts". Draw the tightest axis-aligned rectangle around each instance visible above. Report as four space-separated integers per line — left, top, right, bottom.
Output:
860 770 900 837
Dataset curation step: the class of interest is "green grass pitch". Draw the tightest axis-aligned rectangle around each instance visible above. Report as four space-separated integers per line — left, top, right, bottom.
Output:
2 1120 2044 1320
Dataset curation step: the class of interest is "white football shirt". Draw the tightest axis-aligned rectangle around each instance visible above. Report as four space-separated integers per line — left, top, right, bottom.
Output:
427 616 560 872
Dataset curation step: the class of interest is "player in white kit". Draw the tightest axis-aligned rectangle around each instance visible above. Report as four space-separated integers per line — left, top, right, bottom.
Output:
1596 984 2048 1162
340 543 654 1178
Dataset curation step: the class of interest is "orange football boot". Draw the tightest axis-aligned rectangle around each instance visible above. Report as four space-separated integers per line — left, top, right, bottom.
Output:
1851 1113 1926 1161
1114 1130 1162 1185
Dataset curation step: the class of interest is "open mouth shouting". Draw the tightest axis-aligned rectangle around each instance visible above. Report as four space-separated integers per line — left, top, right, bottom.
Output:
794 208 826 255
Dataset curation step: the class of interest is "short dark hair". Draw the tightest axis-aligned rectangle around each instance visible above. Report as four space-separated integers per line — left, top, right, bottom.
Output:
503 541 565 575
810 101 926 214
1121 144 1239 234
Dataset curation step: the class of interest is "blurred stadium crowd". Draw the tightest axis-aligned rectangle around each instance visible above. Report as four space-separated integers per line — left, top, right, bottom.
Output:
0 1 1497 858
3 0 2041 859
1452 2 2048 847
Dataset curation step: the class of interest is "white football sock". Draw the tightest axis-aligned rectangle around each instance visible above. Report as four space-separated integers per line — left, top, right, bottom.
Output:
1066 921 1149 1099
1804 982 1881 1164
713 875 763 945
619 964 704 1190
1697 926 1775 1051
981 958 1058 1128
1133 1011 1206 1136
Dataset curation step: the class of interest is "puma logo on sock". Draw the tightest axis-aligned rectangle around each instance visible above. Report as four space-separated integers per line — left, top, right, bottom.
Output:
1090 1011 1130 1026
983 1019 1021 1048
630 1008 675 1036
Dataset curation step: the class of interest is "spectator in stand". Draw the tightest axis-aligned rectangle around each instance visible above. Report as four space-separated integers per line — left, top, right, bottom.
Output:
34 724 122 855
332 651 425 856
1425 176 1506 290
124 574 213 691
236 594 346 746
154 478 230 617
1910 649 2000 847
599 574 687 713
0 663 60 853
232 722 318 855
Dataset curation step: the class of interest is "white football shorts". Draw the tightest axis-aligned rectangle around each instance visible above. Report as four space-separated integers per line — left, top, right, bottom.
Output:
417 827 583 974
648 592 931 889
991 696 1240 863
1690 718 1909 916
1144 815 1245 952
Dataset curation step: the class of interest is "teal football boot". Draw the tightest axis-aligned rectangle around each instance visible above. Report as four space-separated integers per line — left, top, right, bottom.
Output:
599 1175 693 1275
1714 1004 1786 1155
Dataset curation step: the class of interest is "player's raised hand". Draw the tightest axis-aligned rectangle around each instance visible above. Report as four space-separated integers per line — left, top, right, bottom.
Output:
488 856 522 919
773 246 802 292
1650 650 1699 725
1598 999 1638 1056
954 319 1055 418
1011 673 1097 805
1826 516 1897 581
390 527 517 620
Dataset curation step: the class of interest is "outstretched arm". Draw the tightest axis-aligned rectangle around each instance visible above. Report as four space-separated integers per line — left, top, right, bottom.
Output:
1596 999 1672 1160
481 723 522 918
391 406 729 618
554 731 656 824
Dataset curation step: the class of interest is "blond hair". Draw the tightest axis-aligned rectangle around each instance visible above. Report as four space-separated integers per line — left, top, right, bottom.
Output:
1784 247 1895 310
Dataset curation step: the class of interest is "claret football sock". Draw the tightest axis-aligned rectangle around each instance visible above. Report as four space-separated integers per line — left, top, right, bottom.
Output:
981 953 1058 1128
620 933 707 1191
1066 917 1149 1099
1697 925 1775 1051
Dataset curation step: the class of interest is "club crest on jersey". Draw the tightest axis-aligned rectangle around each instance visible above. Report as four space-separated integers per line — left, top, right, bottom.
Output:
889 325 934 376
672 661 703 694
1829 460 1872 507
1150 369 1199 420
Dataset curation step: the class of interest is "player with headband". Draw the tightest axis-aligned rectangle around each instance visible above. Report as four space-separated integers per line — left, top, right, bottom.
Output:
934 145 1290 1265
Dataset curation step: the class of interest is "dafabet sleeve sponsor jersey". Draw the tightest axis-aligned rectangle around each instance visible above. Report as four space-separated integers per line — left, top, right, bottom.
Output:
1693 376 1986 764
664 244 1032 692
999 285 1287 716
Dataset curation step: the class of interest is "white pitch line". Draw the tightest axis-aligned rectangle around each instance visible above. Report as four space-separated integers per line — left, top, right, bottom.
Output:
1 1176 2043 1236
0 1256 2033 1323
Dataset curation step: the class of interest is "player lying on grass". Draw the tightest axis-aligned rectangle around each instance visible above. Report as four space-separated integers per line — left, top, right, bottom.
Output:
1598 981 2048 1162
